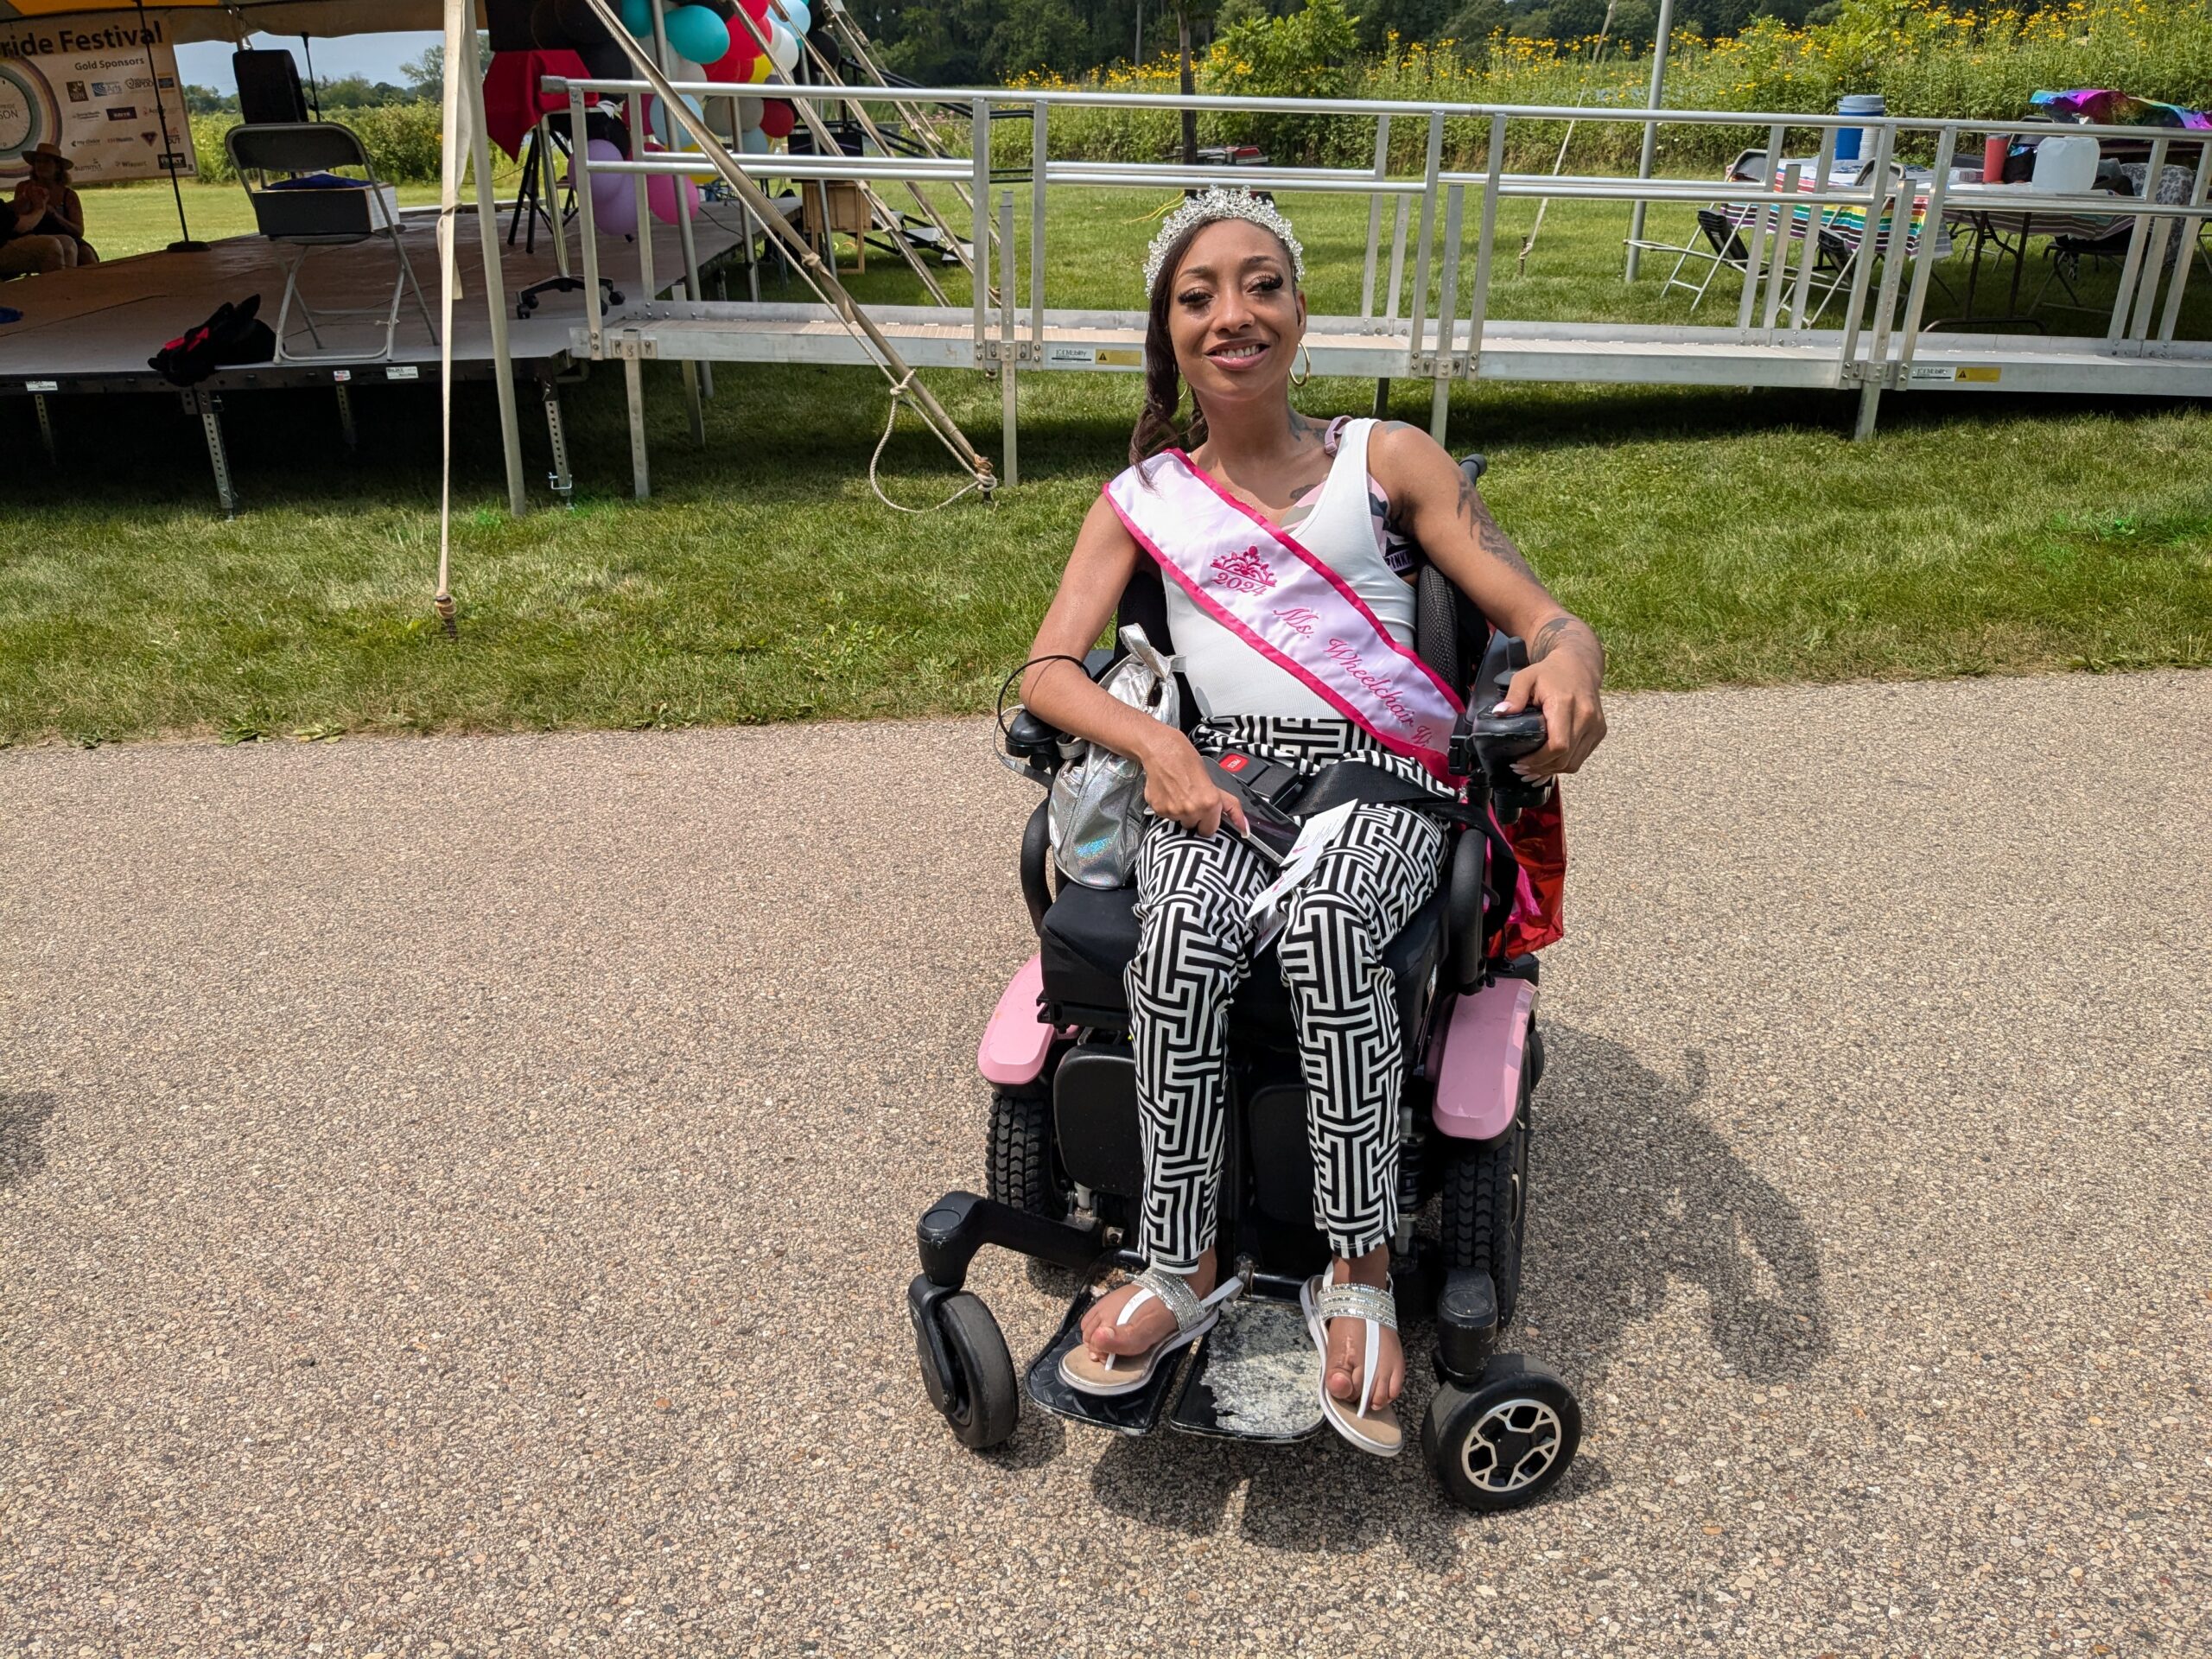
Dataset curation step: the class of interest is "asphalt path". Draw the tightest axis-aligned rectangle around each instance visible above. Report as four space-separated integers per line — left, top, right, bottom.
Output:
3 671 2209 1658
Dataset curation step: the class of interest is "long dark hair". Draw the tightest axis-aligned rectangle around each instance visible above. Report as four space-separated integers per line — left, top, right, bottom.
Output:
1127 217 1300 476
1129 221 1209 473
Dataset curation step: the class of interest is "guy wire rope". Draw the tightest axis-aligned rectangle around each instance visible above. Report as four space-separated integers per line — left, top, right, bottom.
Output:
783 7 981 285
575 0 995 504
727 0 952 305
1516 0 1618 276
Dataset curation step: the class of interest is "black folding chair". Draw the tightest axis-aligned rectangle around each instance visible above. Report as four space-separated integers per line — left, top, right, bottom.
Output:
227 122 436 364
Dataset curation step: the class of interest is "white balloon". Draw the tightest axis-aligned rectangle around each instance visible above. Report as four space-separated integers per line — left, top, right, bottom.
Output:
766 22 799 73
737 95 765 132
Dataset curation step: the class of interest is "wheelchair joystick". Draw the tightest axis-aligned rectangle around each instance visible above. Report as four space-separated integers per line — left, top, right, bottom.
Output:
1450 632 1554 820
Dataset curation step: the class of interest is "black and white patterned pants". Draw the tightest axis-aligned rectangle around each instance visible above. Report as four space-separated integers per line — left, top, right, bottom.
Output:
1124 790 1446 1274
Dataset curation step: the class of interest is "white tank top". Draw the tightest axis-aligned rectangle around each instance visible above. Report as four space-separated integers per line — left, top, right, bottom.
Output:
1164 417 1415 720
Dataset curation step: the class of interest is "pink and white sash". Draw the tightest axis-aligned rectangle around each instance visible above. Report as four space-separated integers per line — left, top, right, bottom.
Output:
1104 448 1465 784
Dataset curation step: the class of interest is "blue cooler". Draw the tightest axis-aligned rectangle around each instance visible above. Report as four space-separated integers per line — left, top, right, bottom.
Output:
1835 93 1885 163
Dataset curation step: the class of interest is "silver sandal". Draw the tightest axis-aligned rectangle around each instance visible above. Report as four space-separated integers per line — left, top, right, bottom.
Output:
1300 1274 1405 1457
1059 1267 1242 1398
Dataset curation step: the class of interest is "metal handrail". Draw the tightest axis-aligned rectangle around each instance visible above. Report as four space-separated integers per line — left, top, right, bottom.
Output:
542 78 2212 143
548 73 2210 459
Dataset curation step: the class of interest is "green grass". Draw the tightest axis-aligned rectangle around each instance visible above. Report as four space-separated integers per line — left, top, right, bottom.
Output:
84 180 497 261
4 181 2207 747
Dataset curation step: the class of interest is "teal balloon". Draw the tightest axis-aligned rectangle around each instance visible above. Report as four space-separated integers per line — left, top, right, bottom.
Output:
620 0 654 37
664 4 730 64
740 127 770 155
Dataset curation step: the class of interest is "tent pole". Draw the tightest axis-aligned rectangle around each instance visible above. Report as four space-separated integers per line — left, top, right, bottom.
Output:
463 35 529 517
133 0 206 252
1624 0 1675 282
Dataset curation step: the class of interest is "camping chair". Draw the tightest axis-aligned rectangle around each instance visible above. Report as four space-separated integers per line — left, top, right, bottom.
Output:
1656 149 1859 322
2033 159 2209 314
226 122 436 365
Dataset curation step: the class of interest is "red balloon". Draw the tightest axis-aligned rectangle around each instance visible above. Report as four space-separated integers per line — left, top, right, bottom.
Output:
702 40 757 81
759 98 795 139
736 0 771 22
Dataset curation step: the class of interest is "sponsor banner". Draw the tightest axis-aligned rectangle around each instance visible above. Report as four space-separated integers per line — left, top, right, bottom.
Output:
1 16 196 183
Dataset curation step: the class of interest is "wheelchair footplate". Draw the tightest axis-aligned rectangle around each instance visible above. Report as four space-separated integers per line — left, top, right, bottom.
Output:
1026 1288 1185 1435
1167 1294 1325 1443
1026 1283 1325 1444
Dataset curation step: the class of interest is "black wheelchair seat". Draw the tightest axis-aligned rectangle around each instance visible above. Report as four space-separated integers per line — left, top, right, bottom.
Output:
1037 879 1449 1048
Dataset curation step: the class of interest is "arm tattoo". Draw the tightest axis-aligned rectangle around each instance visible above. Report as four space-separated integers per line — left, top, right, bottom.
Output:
1529 616 1575 663
1530 613 1605 675
1454 474 1538 581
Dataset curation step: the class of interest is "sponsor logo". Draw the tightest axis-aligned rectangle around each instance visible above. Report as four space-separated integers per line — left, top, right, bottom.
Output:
1206 544 1276 595
104 104 137 119
66 80 87 102
1218 753 1249 773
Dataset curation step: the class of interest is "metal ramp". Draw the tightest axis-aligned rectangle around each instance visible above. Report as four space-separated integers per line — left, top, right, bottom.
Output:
546 79 2212 493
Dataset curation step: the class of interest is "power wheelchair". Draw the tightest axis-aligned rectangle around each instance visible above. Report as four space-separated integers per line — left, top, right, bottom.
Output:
909 456 1580 1511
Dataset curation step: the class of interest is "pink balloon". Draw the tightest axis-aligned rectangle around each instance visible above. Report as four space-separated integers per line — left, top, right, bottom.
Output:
647 170 701 223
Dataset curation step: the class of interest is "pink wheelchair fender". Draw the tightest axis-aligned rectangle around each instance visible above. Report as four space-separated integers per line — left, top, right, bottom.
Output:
1428 977 1536 1141
977 954 1054 1087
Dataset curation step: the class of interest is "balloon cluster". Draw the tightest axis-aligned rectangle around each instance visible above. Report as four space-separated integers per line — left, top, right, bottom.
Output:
537 0 814 92
536 0 810 228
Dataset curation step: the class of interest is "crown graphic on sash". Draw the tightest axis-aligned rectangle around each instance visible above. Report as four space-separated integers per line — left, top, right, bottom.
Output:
1206 545 1277 595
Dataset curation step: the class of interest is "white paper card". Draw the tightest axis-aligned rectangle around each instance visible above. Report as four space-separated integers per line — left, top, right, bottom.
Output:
1244 803 1360 950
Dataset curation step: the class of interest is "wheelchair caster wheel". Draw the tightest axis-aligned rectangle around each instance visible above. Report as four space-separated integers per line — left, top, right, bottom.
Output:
1421 1352 1580 1512
914 1290 1019 1451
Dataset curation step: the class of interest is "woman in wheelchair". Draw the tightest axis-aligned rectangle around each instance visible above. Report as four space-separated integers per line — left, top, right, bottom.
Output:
1019 190 1608 1456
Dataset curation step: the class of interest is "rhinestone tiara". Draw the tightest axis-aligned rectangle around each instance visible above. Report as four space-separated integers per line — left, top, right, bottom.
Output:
1143 188 1306 295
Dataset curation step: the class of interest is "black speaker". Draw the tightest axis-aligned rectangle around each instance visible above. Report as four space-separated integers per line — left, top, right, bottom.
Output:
232 48 308 124
485 0 539 52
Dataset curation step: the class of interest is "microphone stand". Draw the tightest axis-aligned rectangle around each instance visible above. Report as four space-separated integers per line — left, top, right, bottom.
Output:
134 0 207 251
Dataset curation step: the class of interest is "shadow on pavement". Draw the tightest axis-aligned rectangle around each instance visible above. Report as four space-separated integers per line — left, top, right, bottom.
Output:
1079 1024 1827 1554
0 1092 58 1190
1535 1026 1833 1387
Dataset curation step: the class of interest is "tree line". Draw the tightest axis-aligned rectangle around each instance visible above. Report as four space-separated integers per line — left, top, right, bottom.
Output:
859 0 1845 85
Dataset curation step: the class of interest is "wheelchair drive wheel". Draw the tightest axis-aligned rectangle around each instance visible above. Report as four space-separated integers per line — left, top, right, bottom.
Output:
914 1290 1020 1451
1440 1073 1531 1326
1421 1352 1581 1512
987 1086 1068 1220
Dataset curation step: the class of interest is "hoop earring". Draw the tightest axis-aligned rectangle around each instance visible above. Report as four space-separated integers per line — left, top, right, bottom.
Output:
1290 342 1313 388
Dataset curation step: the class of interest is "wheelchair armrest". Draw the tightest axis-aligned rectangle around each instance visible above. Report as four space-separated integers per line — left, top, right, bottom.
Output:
1445 829 1490 994
1019 798 1053 935
1004 708 1068 771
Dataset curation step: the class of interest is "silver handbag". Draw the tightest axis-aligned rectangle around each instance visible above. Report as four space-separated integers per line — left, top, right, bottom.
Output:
1046 625 1182 889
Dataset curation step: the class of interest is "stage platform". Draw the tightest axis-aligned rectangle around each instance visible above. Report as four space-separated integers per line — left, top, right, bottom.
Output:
0 207 748 510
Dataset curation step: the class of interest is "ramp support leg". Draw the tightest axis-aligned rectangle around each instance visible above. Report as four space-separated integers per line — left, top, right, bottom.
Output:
334 381 358 452
187 390 238 518
33 391 56 466
624 353 650 499
683 359 705 448
543 381 575 505
1852 376 1885 441
1370 378 1390 420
